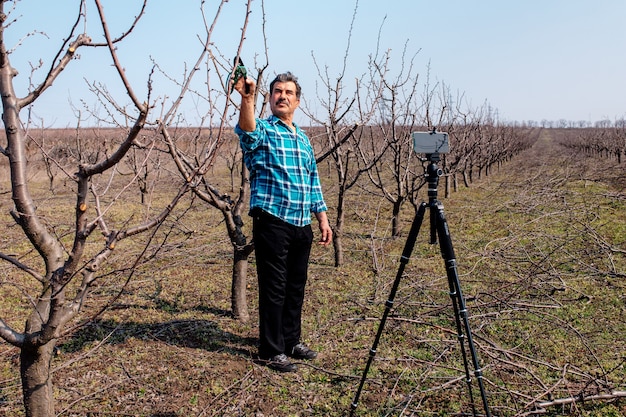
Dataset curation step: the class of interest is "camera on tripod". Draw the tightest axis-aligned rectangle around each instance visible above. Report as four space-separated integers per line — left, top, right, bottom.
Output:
412 130 449 154
350 126 492 417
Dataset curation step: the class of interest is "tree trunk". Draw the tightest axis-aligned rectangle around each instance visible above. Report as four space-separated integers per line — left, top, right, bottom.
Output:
21 341 56 417
333 193 345 267
231 248 251 322
463 170 470 188
333 231 343 268
391 198 403 237
221 208 253 322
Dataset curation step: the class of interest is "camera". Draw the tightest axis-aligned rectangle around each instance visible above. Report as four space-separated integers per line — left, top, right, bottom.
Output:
412 131 449 154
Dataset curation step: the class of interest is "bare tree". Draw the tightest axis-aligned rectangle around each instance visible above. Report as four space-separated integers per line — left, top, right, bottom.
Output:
364 44 425 237
157 0 268 321
304 4 392 267
0 1 232 415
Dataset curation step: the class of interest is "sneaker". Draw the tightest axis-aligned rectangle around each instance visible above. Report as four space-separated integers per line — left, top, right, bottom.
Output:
265 354 297 373
288 343 318 360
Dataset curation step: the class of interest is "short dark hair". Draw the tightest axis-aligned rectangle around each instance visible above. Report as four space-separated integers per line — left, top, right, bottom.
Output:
269 72 302 99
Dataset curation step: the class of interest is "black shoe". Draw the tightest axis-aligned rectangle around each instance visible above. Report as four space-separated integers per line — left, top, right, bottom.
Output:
265 354 297 373
288 343 318 360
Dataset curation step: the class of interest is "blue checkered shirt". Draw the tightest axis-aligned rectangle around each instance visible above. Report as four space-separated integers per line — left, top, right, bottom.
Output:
235 115 328 227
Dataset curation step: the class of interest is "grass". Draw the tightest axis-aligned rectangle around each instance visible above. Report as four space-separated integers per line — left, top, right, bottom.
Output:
1 129 625 416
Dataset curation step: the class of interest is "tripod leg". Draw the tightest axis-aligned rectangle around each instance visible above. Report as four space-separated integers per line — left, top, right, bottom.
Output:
434 202 492 417
349 202 427 417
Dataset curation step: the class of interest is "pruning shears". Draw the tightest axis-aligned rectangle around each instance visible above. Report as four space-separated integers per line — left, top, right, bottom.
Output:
230 57 250 94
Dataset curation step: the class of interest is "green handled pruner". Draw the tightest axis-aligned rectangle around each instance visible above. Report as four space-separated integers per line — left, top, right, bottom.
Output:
230 57 249 94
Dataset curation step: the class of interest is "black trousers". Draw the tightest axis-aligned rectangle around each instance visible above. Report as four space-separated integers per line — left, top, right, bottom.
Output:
252 209 314 359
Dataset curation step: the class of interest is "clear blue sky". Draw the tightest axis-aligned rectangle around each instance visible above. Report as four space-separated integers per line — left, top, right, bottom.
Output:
6 0 626 127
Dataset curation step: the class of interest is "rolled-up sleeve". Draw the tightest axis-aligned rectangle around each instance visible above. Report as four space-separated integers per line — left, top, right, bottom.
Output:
235 122 263 152
309 162 327 214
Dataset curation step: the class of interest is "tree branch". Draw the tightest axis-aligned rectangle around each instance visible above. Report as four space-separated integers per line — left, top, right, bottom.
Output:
93 0 147 113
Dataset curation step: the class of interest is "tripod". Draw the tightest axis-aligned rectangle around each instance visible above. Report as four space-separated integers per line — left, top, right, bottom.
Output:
349 153 491 417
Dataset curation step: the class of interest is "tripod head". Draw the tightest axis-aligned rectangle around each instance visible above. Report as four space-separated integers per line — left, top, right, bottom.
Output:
423 153 444 244
424 152 443 203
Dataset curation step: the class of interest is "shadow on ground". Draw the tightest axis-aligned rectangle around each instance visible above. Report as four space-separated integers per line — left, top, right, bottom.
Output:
59 314 256 359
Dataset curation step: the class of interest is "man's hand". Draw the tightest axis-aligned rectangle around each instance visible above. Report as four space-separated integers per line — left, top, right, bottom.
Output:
316 212 333 246
231 71 256 98
232 68 257 132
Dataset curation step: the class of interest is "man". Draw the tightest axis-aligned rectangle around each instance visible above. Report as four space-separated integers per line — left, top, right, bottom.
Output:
233 71 333 372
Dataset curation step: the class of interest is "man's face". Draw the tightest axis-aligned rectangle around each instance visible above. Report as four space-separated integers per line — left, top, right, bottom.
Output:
269 81 300 121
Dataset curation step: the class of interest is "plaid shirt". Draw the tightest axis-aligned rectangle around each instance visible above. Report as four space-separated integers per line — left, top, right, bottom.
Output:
235 115 328 227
